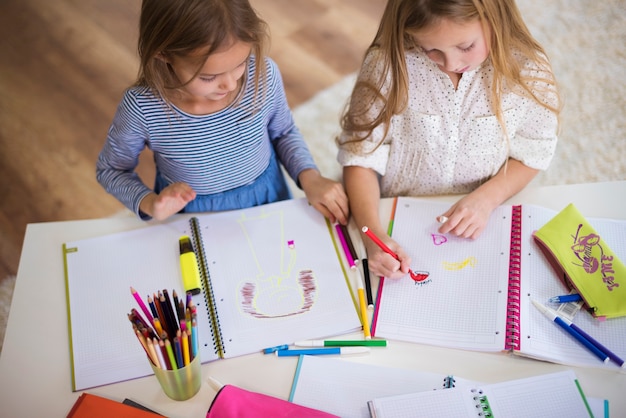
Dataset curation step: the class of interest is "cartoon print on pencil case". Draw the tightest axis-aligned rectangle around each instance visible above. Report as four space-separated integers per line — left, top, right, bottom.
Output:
235 209 317 318
569 224 618 290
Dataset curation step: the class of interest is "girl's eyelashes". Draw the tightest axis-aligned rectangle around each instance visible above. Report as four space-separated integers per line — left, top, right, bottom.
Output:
421 44 475 54
198 58 247 83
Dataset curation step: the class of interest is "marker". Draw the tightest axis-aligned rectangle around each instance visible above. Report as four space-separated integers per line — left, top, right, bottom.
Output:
532 299 609 364
339 223 359 266
275 347 370 357
262 344 289 354
362 258 374 308
294 340 387 347
436 215 448 224
357 275 372 339
551 307 625 368
335 223 356 269
549 294 582 303
362 226 420 281
179 236 202 295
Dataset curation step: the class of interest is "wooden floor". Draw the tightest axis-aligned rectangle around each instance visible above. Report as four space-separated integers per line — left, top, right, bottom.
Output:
0 0 385 279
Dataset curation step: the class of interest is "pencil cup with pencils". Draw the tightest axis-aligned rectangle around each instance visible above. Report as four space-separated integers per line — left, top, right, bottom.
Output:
129 286 202 401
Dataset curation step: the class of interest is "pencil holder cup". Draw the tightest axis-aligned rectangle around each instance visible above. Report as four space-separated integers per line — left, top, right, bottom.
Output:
150 355 202 401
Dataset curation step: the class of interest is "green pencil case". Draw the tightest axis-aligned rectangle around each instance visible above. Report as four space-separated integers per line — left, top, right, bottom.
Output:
533 203 626 319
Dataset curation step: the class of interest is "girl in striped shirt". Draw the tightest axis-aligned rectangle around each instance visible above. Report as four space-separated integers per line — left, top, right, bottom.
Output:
97 0 348 224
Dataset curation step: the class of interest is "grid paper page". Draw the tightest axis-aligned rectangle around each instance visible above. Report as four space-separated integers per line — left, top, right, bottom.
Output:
372 198 512 350
369 386 478 417
483 370 591 417
370 370 591 418
289 355 474 418
64 221 216 391
517 205 626 369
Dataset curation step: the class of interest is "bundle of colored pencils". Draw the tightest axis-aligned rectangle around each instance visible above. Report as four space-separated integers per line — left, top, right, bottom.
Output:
129 286 199 370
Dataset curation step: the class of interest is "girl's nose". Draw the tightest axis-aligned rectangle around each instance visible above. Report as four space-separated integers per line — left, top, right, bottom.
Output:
220 72 237 91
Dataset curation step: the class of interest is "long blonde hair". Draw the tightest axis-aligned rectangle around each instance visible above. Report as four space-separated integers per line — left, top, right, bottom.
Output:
136 0 269 105
340 0 560 146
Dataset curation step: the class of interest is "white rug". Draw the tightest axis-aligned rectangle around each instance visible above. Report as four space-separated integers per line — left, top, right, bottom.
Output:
1 0 625 354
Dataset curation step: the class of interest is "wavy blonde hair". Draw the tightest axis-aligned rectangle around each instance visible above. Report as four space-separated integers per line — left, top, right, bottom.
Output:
339 0 560 147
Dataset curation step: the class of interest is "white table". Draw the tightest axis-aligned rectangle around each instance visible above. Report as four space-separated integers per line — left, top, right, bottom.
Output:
1 182 625 417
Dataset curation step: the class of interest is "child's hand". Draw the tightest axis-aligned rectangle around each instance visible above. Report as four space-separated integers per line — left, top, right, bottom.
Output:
299 169 349 225
140 182 197 221
363 235 412 279
437 192 494 239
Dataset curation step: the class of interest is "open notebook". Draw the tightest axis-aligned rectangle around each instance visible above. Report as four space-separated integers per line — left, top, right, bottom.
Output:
63 198 361 390
371 198 626 370
367 370 593 418
289 355 473 418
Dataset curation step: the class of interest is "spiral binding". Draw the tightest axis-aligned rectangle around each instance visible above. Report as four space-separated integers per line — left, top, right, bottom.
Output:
471 388 494 417
504 205 523 351
442 375 456 389
190 217 225 358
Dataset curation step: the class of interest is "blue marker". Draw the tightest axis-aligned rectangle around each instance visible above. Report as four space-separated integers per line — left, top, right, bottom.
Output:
532 300 609 364
548 294 582 303
557 312 625 368
262 344 289 354
275 347 369 357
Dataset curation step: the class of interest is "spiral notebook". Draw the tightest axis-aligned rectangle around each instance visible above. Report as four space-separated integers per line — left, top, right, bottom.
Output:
367 370 593 418
371 198 626 370
63 198 361 391
289 355 473 418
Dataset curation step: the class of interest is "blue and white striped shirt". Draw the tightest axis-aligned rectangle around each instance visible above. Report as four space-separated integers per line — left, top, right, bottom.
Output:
97 56 316 215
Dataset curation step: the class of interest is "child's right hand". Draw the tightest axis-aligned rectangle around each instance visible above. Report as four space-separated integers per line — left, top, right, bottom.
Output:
140 182 197 221
363 233 412 280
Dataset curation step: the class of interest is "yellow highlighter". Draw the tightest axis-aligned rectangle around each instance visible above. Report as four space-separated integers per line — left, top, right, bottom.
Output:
179 236 202 295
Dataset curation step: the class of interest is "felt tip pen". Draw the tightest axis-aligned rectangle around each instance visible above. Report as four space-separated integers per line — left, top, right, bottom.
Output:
179 236 202 295
335 223 356 269
294 340 387 347
548 294 582 303
532 300 609 364
275 347 370 357
547 306 625 368
262 344 289 354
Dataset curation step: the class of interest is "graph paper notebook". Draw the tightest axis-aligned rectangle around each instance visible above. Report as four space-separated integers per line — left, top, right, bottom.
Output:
371 198 626 370
63 198 361 391
367 370 593 418
289 355 473 418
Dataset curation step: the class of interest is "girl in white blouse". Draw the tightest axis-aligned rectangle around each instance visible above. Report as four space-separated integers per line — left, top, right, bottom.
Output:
338 0 560 279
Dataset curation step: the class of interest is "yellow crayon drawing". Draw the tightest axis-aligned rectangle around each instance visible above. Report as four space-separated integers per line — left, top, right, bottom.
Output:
442 257 477 271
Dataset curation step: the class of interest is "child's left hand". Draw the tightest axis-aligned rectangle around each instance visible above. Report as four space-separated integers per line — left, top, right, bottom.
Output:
298 169 349 225
437 192 494 239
